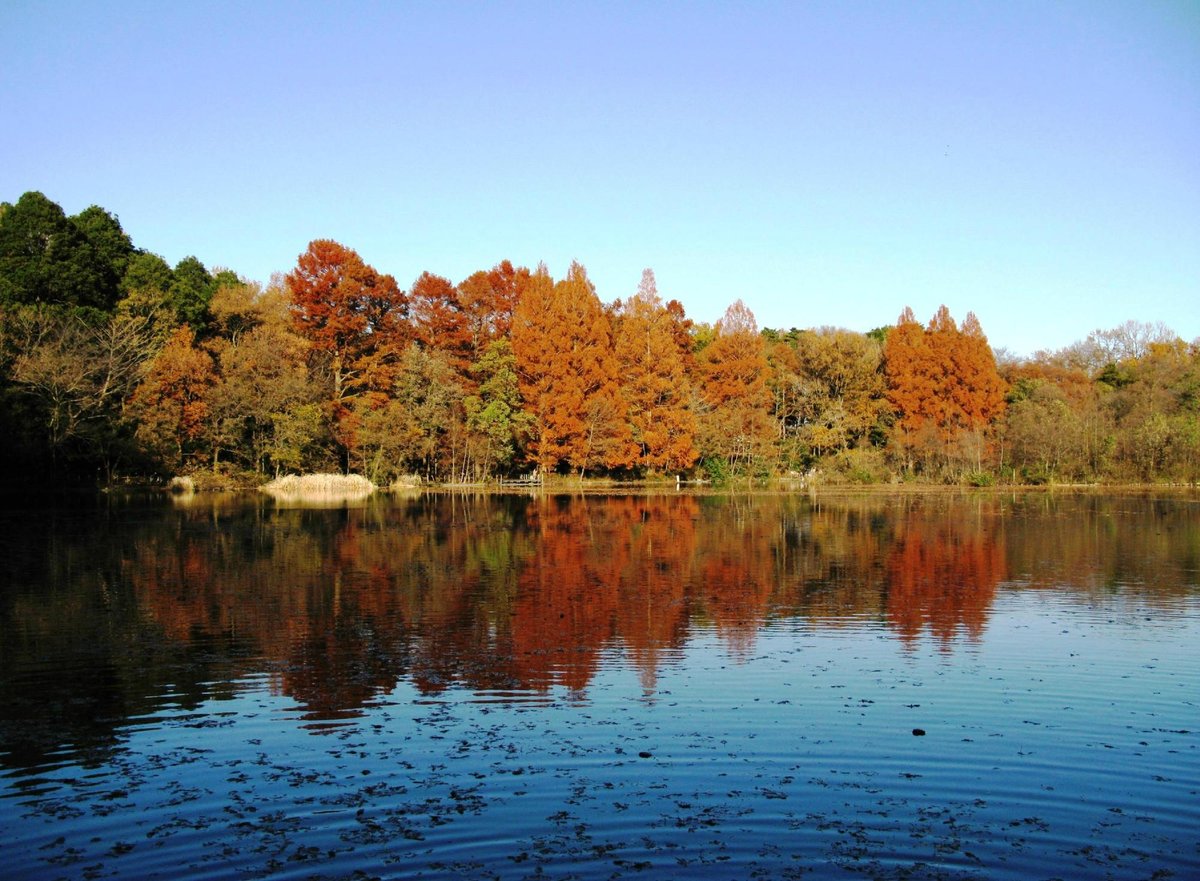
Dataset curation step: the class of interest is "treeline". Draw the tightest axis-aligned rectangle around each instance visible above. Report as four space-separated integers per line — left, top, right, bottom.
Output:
1 190 1198 487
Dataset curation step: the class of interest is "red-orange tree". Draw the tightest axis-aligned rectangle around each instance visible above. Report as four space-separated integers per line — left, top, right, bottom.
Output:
884 305 1006 472
613 269 698 472
409 271 472 376
285 240 409 458
950 311 1007 430
884 307 938 447
457 260 529 356
511 262 636 476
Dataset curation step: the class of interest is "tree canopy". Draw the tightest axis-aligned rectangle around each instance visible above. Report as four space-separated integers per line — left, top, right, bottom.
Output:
2 189 1196 489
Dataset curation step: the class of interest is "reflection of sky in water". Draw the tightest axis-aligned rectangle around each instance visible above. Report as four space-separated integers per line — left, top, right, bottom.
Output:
12 591 1194 881
1 492 1198 880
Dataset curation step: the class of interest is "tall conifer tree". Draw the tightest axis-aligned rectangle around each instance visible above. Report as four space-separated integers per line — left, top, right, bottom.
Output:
512 262 636 475
613 269 698 472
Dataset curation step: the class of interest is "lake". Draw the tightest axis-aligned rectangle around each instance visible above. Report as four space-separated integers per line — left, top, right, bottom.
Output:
1 489 1197 880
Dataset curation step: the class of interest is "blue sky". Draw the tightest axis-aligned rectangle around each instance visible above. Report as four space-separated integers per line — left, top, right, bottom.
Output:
2 1 1197 356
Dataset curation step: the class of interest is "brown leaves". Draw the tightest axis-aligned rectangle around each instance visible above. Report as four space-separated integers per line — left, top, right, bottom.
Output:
410 271 472 373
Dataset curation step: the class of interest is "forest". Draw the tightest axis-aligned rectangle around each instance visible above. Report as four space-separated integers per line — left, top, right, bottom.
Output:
1 190 1198 489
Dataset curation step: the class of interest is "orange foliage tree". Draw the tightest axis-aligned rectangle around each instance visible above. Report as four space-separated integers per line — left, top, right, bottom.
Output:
285 240 409 460
511 262 636 476
612 269 699 472
409 271 473 376
884 305 1005 473
202 278 325 474
951 312 1007 430
665 298 696 374
698 300 774 471
457 259 529 357
129 325 215 470
883 307 936 446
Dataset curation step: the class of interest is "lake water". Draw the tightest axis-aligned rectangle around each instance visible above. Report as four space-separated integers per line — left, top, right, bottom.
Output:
1 490 1197 880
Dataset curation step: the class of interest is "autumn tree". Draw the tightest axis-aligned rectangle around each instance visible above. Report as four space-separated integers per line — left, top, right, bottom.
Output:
129 325 215 471
207 276 266 343
409 271 473 375
5 307 161 477
665 298 697 373
942 311 1006 431
203 279 324 475
1004 381 1089 483
285 240 409 462
356 346 465 483
766 337 805 466
612 269 698 472
946 311 1008 469
457 260 529 357
697 300 774 473
113 252 180 345
1005 321 1200 483
1107 337 1200 482
769 328 887 470
883 308 936 470
884 306 1006 474
1052 319 1178 376
511 262 636 476
999 360 1103 482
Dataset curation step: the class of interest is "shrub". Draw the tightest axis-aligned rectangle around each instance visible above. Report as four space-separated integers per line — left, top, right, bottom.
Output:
831 447 893 484
1019 465 1052 486
701 456 732 485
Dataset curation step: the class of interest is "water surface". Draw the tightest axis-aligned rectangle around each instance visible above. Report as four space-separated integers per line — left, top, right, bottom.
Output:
1 491 1197 879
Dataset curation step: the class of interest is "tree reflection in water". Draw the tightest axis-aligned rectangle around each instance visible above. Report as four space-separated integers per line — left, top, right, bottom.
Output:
1 491 1196 773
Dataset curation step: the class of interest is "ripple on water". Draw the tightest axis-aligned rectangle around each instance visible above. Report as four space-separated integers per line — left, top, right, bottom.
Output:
4 494 1200 881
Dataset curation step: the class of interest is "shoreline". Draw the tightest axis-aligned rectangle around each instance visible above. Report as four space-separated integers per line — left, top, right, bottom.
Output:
157 477 1200 499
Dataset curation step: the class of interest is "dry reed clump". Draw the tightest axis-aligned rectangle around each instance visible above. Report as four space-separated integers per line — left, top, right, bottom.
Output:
167 476 196 495
259 473 376 503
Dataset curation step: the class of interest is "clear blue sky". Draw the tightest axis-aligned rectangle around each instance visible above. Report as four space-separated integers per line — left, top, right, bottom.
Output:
2 1 1197 356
